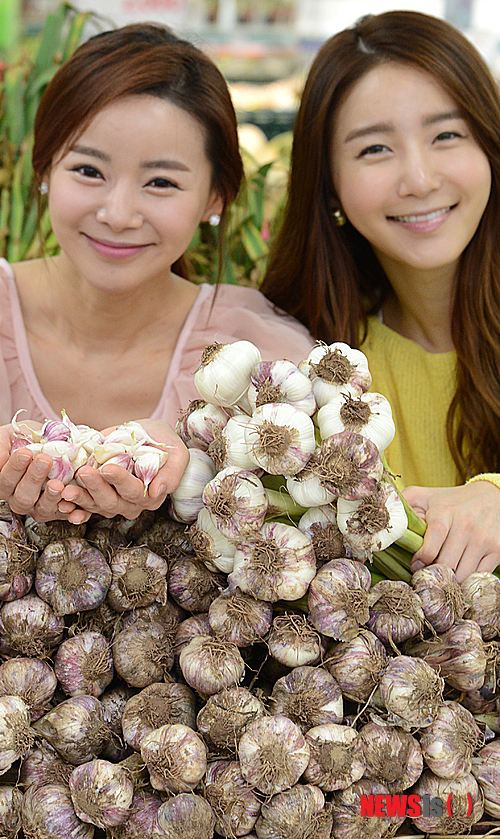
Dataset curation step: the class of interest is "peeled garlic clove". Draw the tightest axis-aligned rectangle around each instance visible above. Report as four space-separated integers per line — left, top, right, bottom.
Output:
307 558 371 640
267 613 323 667
379 655 444 730
69 759 134 828
33 695 111 765
179 635 245 696
203 759 261 837
21 783 95 839
324 629 388 702
106 545 168 613
462 571 500 639
0 657 57 720
121 681 196 751
358 721 423 792
208 588 273 647
419 700 482 779
256 782 332 839
152 792 215 839
54 631 114 697
141 723 207 793
411 563 466 633
35 537 112 616
196 685 266 755
269 665 343 732
303 723 365 790
238 714 310 795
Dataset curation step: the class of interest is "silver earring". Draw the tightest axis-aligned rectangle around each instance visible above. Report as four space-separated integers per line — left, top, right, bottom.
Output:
208 213 220 227
333 207 346 227
39 182 49 195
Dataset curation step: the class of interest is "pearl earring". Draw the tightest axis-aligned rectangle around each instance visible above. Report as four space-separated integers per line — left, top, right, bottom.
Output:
333 207 347 227
39 182 49 195
208 213 220 227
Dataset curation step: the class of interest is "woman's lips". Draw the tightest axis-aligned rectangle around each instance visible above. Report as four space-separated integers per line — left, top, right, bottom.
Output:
388 205 455 233
84 234 151 258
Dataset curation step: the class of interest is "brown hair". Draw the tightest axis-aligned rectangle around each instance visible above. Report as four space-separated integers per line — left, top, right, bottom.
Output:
261 10 500 481
33 22 243 279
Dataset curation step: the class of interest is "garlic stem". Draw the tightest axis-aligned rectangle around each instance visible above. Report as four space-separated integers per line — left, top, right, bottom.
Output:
380 454 427 537
264 488 307 519
372 550 412 583
396 528 424 554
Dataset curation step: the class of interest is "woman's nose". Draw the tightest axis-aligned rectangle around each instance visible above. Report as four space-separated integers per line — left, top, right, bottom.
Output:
96 186 143 231
398 150 442 198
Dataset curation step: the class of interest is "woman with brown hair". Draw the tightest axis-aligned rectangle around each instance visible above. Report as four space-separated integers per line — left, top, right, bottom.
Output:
0 22 314 524
261 10 500 580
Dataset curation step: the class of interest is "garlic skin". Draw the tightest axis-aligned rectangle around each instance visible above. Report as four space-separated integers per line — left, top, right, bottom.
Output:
255 782 332 839
141 723 207 793
406 619 487 691
359 721 423 792
0 695 34 773
21 783 95 839
21 743 74 791
248 359 316 415
238 714 310 795
0 785 23 838
244 402 316 476
208 589 273 647
317 390 395 452
179 635 245 696
325 629 388 702
462 571 500 639
380 655 444 730
0 516 35 601
54 631 114 697
419 700 482 779
98 685 133 763
204 759 262 837
299 342 372 407
337 483 408 555
176 399 229 450
218 413 262 471
152 793 215 839
69 759 134 829
367 579 425 644
411 564 466 633
0 593 64 658
267 613 323 667
121 681 197 751
411 769 483 834
194 339 262 407
202 466 269 541
112 620 174 688
108 789 162 839
25 515 87 552
228 521 316 603
35 537 112 616
106 546 168 613
312 431 384 500
303 723 365 790
190 506 237 574
169 449 216 524
196 685 266 755
286 462 336 508
308 558 371 640
168 556 224 613
331 778 399 839
0 657 57 720
174 613 213 658
471 739 500 818
269 665 343 732
298 504 346 564
33 695 111 765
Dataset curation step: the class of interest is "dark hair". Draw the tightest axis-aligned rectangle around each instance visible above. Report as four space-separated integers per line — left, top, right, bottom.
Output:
261 10 500 481
33 22 244 279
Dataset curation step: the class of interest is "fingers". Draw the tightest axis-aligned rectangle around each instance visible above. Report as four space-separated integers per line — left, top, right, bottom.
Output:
0 451 53 516
63 466 150 520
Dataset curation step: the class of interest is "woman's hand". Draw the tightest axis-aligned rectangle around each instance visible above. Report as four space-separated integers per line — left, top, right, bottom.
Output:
403 481 500 582
58 419 189 520
0 422 83 523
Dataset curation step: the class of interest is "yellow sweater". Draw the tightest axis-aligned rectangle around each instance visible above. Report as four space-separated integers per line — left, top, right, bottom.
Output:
360 315 459 489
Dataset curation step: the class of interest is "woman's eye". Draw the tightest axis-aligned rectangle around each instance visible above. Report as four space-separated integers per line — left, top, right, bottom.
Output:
147 177 178 189
72 164 102 179
357 143 389 158
435 130 461 141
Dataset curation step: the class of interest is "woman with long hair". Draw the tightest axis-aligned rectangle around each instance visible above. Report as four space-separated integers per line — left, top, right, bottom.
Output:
261 10 500 580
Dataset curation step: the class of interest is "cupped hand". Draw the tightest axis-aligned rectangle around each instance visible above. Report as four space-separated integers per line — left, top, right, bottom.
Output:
0 422 84 523
59 419 189 520
403 481 500 582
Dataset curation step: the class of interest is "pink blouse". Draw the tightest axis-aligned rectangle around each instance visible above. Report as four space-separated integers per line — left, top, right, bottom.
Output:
0 259 315 428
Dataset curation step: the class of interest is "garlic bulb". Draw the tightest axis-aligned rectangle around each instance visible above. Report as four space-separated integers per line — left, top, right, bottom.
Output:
267 613 323 667
194 339 262 407
121 681 197 750
0 695 34 773
419 700 482 778
255 782 332 839
141 723 207 793
228 521 316 602
303 723 365 790
174 613 213 658
471 739 500 818
35 537 112 616
0 657 57 720
299 342 372 407
462 571 500 639
358 721 423 792
244 402 316 475
311 431 384 500
176 399 229 450
286 458 336 508
317 390 395 452
380 655 444 729
324 629 388 702
269 665 343 732
96 684 133 763
169 449 216 524
106 789 162 839
238 714 310 795
0 593 64 658
331 778 398 839
179 635 245 696
33 695 111 764
0 785 23 838
140 516 192 561
367 579 424 644
106 546 168 613
410 564 465 633
152 793 215 839
411 769 483 834
208 588 273 647
217 413 261 471
21 783 95 839
248 359 316 415
24 515 87 551
337 482 408 556
21 743 74 791
202 466 268 540
196 685 266 755
168 556 224 613
112 620 174 688
203 759 262 837
68 759 133 829
298 504 346 564
308 558 371 640
406 619 487 691
189 507 236 574
0 516 35 601
54 631 114 697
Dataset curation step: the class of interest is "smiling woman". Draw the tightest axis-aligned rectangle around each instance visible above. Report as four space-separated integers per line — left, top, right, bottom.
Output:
0 22 314 525
261 10 500 581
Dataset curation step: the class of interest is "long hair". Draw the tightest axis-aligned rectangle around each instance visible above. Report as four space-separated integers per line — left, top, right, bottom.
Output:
32 23 243 279
261 10 500 481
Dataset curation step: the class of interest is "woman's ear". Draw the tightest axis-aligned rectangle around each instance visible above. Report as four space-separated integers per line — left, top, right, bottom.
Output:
201 191 224 223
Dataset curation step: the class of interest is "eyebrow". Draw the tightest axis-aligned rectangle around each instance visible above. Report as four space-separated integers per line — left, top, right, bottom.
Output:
69 144 190 171
344 110 463 143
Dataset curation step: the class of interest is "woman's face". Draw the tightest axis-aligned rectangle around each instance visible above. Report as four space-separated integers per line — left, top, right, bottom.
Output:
331 63 492 282
47 94 223 293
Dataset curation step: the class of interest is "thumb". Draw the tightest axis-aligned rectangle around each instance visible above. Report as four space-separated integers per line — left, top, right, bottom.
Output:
402 485 432 519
